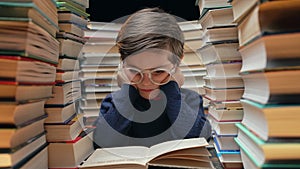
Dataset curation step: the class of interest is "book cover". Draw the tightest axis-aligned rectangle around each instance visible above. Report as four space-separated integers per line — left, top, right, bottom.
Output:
239 32 300 72
0 56 56 83
45 80 81 106
213 133 239 151
199 7 236 30
48 131 94 168
56 1 89 19
0 133 47 168
202 26 238 46
241 99 300 141
45 114 84 142
196 0 231 16
0 1 59 36
241 70 300 104
0 100 45 126
0 20 60 64
235 123 300 168
45 102 76 124
198 42 241 65
0 115 47 149
58 11 88 28
237 0 300 47
0 81 53 102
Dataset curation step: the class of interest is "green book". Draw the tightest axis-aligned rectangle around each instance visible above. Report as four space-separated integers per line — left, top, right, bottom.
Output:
0 2 58 27
235 123 300 168
56 1 89 19
241 98 300 141
0 1 59 36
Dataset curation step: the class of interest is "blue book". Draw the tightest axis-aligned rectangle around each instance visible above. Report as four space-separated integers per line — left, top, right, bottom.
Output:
213 133 240 151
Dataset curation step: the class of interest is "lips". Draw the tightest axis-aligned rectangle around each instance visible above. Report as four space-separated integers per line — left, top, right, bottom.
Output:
139 88 155 92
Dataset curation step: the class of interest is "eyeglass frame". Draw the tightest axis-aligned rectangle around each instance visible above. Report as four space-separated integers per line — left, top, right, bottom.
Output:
119 61 177 85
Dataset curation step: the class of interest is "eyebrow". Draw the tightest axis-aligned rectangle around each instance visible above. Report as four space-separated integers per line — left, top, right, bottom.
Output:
125 63 173 70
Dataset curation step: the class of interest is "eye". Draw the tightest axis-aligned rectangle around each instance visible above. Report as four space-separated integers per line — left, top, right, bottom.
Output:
151 69 167 76
127 68 141 75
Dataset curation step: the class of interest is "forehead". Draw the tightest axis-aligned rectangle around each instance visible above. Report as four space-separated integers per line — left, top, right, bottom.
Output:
124 49 173 69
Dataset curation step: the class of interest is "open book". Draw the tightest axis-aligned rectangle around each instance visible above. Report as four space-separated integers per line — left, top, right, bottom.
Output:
80 137 214 169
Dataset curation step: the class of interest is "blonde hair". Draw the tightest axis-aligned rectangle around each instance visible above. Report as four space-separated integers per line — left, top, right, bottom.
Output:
116 8 184 65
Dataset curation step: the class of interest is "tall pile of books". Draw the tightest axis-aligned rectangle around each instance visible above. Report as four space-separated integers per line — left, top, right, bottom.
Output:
80 21 121 127
196 0 244 168
0 0 59 168
229 0 300 168
44 0 94 168
178 20 208 108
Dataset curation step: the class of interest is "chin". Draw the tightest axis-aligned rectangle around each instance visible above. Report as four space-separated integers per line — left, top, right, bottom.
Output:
139 89 160 100
140 94 151 99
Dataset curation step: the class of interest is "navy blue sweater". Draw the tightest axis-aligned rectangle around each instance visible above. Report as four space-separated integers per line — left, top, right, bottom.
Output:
93 81 211 148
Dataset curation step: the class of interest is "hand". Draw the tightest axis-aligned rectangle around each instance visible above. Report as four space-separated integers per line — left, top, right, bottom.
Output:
170 67 184 87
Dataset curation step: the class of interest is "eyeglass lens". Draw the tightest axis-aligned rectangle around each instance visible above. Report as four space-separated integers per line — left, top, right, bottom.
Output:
124 68 171 85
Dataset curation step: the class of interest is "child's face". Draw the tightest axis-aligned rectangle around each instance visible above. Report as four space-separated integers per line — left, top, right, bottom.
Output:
123 49 175 99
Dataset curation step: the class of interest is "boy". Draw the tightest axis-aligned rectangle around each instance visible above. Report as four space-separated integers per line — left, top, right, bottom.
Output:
93 8 211 148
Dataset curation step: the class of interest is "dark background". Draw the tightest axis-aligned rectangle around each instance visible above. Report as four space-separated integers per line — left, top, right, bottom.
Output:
87 0 200 22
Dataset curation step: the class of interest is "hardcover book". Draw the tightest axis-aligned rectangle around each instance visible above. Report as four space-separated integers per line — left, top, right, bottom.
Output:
199 7 236 30
196 0 231 16
241 99 300 140
0 100 45 126
239 32 300 72
0 56 56 83
241 70 300 104
58 38 83 59
198 42 241 65
237 0 300 47
0 20 59 64
235 123 300 168
45 102 76 124
0 1 58 36
0 115 46 149
45 115 84 142
46 80 81 106
48 131 94 168
0 82 53 102
202 26 238 46
0 133 47 168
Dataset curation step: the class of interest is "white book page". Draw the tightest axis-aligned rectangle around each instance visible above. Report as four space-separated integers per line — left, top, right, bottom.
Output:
82 146 149 167
147 138 208 161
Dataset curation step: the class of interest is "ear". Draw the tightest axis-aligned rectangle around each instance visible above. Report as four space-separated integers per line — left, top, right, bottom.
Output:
180 54 184 60
178 54 184 65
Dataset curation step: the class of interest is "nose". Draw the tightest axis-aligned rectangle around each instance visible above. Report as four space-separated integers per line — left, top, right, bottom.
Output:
141 72 153 85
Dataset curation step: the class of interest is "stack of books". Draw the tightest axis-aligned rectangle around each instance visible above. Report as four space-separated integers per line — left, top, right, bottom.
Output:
178 20 208 108
196 0 244 168
80 21 121 127
44 0 94 168
0 0 59 168
229 0 300 168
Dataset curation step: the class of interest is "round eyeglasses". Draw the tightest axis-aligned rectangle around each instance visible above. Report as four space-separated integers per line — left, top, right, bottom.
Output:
120 63 176 85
